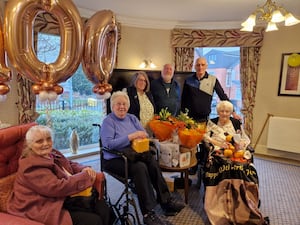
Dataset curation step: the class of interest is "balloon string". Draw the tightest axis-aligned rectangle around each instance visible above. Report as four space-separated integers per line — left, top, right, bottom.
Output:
45 100 52 128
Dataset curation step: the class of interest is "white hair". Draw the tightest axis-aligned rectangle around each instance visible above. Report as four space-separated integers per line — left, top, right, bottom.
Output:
216 100 233 113
22 125 53 157
110 91 130 111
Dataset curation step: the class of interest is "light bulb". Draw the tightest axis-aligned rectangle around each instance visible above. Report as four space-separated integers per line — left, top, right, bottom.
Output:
266 22 278 32
241 14 256 27
240 25 254 32
271 10 285 23
285 13 300 26
139 61 147 69
149 62 156 69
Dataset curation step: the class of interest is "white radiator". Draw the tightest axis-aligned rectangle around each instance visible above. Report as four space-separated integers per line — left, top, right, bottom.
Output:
267 116 300 153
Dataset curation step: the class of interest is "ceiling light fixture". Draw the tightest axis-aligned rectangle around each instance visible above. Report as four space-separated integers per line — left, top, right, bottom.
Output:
139 59 156 69
241 0 300 32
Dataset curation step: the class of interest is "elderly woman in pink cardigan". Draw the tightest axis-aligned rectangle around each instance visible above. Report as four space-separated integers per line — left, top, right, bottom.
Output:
7 125 114 225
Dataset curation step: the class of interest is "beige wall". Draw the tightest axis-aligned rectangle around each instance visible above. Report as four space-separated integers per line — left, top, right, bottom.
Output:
1 19 300 160
116 26 173 69
253 24 300 161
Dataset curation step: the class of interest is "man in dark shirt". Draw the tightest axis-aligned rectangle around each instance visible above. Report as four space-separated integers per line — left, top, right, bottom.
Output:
150 64 181 116
181 57 240 122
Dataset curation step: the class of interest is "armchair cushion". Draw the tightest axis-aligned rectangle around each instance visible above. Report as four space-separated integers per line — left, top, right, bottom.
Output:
0 173 15 212
0 212 44 225
0 122 44 225
0 122 37 178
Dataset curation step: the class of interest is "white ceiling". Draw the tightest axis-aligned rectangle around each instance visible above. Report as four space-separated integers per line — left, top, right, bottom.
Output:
73 0 300 29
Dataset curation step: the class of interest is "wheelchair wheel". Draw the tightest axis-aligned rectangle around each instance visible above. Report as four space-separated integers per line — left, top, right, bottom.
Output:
122 218 134 225
113 209 138 225
115 215 136 225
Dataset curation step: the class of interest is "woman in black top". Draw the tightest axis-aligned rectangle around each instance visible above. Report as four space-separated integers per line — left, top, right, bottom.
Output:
126 71 155 134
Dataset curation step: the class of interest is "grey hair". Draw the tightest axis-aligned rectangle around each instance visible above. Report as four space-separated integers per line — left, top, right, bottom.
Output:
23 125 53 157
216 100 233 113
195 57 208 65
161 63 175 75
110 91 130 112
131 71 150 92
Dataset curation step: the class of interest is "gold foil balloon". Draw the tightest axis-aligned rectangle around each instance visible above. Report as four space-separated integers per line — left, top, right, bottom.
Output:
4 0 83 99
82 10 118 98
0 13 11 98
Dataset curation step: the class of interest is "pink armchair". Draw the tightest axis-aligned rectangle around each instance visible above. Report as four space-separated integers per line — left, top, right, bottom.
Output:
0 122 44 225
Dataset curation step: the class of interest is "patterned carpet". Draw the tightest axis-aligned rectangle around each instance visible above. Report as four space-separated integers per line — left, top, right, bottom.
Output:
82 156 300 225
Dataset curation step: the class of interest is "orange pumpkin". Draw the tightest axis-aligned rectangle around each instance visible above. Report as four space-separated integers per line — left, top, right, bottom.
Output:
233 150 245 158
223 149 233 158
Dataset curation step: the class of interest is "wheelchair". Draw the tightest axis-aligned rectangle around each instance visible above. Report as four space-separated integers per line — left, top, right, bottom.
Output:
93 124 142 225
195 141 255 189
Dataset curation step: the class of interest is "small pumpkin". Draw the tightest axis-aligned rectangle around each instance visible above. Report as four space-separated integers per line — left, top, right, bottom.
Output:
223 149 233 158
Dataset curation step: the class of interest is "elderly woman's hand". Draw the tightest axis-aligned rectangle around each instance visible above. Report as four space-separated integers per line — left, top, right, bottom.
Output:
82 167 96 182
128 130 148 141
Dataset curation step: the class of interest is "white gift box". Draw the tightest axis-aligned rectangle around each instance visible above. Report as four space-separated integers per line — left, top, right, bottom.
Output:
158 141 180 167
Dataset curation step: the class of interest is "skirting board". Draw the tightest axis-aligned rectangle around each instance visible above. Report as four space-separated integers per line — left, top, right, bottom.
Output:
255 144 300 162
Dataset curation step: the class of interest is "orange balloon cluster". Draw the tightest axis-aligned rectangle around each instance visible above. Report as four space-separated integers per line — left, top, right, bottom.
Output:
92 83 113 96
31 83 63 95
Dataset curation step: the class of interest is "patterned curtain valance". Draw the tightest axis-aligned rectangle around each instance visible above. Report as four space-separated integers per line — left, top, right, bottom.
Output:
34 12 121 39
171 28 264 48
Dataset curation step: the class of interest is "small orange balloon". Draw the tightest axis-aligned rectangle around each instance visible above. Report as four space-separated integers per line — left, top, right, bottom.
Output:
32 84 41 94
97 85 106 95
0 83 10 95
104 83 112 92
42 82 54 91
93 85 100 94
53 85 64 95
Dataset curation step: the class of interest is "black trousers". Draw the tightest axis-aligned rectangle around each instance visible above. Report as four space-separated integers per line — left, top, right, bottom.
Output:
68 199 115 225
103 156 170 215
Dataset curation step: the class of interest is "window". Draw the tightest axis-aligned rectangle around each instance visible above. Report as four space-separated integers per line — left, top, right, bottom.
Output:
194 47 242 118
35 33 106 151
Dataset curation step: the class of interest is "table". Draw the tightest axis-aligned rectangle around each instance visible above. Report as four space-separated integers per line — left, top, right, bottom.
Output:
160 161 197 204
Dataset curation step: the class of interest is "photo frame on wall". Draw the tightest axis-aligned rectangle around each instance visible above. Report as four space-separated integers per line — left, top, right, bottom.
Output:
278 53 300 96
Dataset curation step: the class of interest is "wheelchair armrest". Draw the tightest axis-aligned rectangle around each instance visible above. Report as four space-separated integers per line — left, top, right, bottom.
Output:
246 145 255 153
100 147 130 181
149 140 159 161
101 147 124 157
93 172 105 200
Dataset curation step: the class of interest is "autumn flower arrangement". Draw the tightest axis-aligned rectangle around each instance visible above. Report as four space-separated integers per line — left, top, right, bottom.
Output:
149 108 206 148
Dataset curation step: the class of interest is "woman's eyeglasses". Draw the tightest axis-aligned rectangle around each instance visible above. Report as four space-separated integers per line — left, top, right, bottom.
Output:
137 78 147 83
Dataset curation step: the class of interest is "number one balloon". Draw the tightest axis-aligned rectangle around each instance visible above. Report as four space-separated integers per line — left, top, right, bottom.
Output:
4 0 83 102
82 10 118 99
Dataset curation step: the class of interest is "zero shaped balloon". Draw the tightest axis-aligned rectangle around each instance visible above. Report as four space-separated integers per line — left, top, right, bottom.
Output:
4 0 83 88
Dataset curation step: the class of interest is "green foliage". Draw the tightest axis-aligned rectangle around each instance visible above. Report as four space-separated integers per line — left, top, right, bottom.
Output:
72 65 93 95
36 110 103 150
